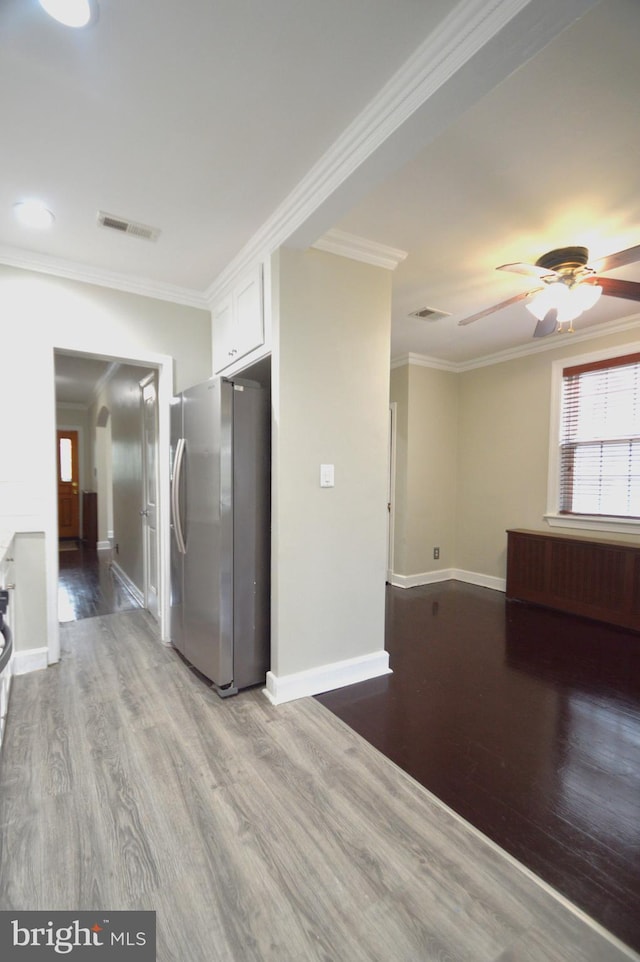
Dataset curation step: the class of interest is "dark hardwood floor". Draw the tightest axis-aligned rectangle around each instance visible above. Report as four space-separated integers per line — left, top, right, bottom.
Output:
58 541 141 622
317 581 640 954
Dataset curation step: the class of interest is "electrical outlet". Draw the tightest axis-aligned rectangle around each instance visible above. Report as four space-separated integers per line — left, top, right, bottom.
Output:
433 547 440 560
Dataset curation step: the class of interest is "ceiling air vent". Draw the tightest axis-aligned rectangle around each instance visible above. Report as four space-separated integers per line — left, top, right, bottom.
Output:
97 211 161 242
409 306 451 321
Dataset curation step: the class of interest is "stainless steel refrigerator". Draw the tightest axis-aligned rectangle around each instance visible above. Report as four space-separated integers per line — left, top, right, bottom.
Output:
170 376 270 696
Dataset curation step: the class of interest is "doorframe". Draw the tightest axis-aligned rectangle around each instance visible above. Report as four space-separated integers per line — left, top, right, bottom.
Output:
50 347 173 664
139 371 160 620
387 401 397 582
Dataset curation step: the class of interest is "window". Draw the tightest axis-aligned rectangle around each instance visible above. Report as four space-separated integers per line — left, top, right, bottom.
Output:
558 352 640 521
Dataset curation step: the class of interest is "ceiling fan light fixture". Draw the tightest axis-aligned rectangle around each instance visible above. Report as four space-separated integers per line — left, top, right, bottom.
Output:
571 282 602 312
526 278 603 324
39 0 93 28
526 282 568 320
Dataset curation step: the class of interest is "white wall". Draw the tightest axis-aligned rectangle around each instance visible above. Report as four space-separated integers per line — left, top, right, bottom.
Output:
268 247 392 701
0 265 211 664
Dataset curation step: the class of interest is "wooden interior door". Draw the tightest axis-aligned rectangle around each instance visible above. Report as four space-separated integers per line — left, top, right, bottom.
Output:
57 429 80 540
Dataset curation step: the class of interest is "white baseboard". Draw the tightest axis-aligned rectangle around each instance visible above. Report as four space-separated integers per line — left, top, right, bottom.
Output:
264 649 391 705
13 647 48 675
111 561 144 607
390 569 456 588
390 568 506 593
452 568 506 592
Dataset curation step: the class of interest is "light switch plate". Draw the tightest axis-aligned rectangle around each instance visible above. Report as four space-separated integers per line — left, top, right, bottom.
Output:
320 464 335 487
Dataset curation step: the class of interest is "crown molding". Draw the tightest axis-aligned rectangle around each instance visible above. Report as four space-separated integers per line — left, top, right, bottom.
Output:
0 246 209 311
311 229 407 270
456 313 640 371
391 314 640 374
391 352 459 372
205 0 553 304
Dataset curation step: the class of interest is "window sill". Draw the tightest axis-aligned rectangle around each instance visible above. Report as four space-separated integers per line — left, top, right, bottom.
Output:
544 513 640 535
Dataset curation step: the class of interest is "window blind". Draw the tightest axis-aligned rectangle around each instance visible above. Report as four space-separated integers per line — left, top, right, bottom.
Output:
560 353 640 518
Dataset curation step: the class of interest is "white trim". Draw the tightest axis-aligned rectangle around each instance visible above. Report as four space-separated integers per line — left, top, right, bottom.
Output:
263 650 391 705
545 514 640 535
0 246 208 310
96 540 111 551
391 315 640 375
390 568 506 592
390 568 456 588
312 229 407 270
391 352 460 373
452 568 506 592
387 402 397 580
13 647 48 675
111 561 144 608
546 340 640 532
457 314 640 372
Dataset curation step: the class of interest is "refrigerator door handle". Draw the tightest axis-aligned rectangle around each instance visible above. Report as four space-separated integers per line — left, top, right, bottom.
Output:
171 436 187 555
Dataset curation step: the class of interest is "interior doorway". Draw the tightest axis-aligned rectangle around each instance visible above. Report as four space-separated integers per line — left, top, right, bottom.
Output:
54 351 162 627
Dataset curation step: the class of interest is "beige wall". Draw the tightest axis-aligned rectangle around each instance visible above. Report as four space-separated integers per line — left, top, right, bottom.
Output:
272 247 391 677
389 366 408 573
391 363 458 576
0 264 211 662
392 322 640 584
457 324 640 580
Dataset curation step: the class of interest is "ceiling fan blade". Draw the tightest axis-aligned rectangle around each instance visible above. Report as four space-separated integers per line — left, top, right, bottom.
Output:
458 290 538 327
592 244 640 274
532 309 558 338
496 261 556 279
593 276 640 301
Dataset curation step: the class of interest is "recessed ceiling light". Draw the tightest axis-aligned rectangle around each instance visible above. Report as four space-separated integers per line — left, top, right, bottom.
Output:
13 200 56 230
39 0 93 28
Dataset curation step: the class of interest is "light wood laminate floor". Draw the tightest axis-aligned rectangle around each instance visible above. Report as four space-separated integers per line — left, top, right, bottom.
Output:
0 610 637 962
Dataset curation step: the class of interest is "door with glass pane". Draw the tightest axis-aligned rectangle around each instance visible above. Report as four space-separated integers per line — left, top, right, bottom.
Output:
57 429 80 539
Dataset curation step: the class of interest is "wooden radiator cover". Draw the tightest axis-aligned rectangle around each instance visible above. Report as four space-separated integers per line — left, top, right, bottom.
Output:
506 528 640 631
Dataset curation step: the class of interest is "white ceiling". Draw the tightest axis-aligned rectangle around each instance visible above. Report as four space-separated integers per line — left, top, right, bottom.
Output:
5 0 640 383
54 353 113 405
339 0 640 363
0 0 452 293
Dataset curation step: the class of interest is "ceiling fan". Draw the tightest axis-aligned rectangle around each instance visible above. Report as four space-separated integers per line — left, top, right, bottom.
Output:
458 243 640 337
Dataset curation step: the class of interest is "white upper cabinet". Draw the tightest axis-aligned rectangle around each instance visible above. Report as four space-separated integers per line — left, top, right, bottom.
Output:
213 265 265 373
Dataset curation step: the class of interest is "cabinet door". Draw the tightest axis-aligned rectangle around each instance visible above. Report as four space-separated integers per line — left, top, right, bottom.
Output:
233 265 264 360
212 294 234 372
213 266 265 373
